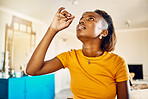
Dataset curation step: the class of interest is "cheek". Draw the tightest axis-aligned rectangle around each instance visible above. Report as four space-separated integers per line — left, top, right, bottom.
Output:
86 23 100 37
94 22 102 36
95 27 102 36
88 23 95 31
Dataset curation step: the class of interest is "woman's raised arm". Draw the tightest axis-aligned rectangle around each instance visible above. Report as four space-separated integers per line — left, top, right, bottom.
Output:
26 7 75 76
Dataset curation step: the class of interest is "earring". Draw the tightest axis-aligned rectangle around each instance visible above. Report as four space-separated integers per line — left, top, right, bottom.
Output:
99 35 102 39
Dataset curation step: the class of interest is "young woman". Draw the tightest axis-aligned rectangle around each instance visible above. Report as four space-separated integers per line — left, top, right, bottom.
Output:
26 7 131 99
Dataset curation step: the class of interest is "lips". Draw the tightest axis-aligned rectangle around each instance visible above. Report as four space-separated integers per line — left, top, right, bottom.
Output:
77 25 86 30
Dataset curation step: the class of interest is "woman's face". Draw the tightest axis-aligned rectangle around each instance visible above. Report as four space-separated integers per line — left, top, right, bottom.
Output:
76 12 105 40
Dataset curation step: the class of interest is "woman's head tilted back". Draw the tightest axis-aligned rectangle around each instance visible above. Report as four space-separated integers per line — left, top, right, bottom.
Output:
77 9 116 52
94 9 117 52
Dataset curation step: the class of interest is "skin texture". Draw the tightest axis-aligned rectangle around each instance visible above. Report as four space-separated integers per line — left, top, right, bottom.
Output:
26 7 131 99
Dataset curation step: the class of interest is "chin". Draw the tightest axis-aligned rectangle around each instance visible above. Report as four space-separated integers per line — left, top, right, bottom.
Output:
76 31 85 39
76 29 96 40
77 34 91 43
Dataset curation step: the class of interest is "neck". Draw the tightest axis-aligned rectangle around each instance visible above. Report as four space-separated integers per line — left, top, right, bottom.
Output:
82 39 103 57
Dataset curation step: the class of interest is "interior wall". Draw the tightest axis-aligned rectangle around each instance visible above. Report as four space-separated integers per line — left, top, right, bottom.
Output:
0 9 50 67
114 28 148 80
13 34 30 71
0 10 48 72
0 10 12 70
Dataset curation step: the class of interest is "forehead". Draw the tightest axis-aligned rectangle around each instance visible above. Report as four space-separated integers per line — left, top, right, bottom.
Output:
82 12 102 19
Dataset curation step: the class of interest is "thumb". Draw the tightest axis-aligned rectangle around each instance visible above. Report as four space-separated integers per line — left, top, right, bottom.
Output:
65 16 75 26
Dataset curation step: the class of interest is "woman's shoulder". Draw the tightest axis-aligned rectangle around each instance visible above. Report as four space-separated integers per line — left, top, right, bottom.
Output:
70 49 82 53
59 49 81 56
68 49 82 56
107 52 125 61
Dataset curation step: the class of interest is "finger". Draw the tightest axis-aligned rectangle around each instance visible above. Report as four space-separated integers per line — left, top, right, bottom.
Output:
59 14 66 19
65 20 73 27
61 11 69 17
71 15 75 19
61 11 73 18
65 17 75 25
63 15 75 21
57 7 65 14
63 17 71 21
63 17 72 21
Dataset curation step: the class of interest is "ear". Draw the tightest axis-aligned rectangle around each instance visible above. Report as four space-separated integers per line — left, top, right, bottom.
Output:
100 29 108 37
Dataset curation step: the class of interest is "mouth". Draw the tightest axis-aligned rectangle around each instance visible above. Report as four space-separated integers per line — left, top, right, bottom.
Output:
77 25 86 30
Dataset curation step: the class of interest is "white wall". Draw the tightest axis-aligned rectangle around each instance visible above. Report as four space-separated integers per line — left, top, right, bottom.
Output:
0 10 12 70
0 9 48 70
114 28 148 80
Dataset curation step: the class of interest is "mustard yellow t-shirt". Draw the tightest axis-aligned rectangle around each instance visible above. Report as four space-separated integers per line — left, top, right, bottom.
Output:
56 49 129 99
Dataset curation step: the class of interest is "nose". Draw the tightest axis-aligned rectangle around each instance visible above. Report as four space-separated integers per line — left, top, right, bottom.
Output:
79 20 85 24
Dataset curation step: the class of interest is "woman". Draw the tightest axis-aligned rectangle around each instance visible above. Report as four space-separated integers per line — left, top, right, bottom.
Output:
26 7 131 99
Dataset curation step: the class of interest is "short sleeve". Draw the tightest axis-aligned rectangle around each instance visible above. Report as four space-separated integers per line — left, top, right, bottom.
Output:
114 56 130 82
56 52 69 69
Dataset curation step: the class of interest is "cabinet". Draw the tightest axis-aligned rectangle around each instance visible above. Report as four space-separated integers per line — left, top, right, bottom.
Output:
0 79 8 99
0 74 55 99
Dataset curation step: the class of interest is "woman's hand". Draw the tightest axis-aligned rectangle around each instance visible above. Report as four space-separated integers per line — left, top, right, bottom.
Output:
50 7 75 32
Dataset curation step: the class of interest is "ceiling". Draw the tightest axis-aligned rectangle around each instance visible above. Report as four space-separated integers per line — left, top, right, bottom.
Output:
0 0 148 32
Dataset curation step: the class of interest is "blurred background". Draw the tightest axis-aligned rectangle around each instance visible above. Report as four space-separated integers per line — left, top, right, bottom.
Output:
0 0 148 99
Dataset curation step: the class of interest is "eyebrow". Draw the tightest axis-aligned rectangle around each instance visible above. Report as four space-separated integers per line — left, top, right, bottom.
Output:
87 15 96 18
80 15 95 20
